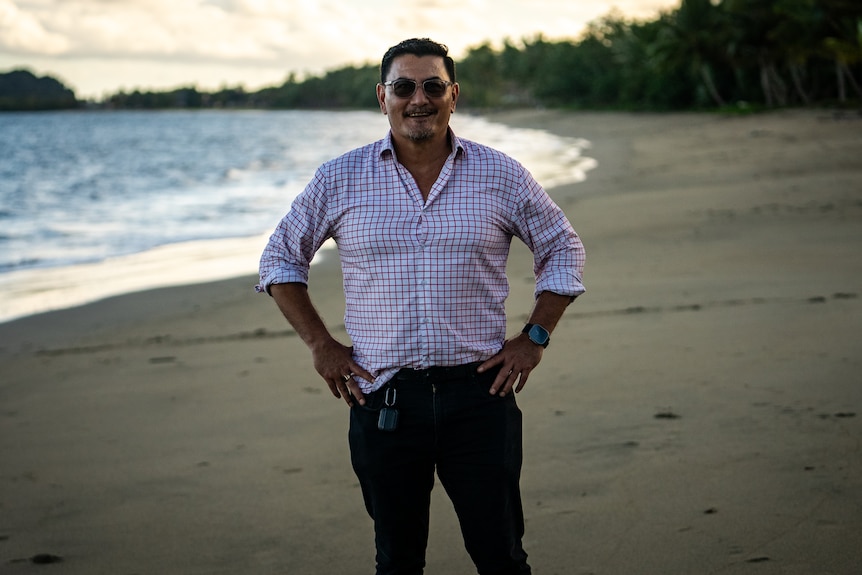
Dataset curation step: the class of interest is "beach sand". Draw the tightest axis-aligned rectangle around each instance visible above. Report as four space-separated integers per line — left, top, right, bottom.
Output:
1 109 860 574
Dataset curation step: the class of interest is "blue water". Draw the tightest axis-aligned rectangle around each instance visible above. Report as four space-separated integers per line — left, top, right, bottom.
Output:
0 110 390 272
0 110 593 321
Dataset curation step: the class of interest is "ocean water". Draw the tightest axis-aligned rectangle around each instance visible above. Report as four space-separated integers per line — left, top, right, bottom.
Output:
0 110 594 323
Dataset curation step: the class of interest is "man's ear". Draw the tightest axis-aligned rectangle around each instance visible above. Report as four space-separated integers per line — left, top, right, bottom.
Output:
376 84 387 115
450 82 459 113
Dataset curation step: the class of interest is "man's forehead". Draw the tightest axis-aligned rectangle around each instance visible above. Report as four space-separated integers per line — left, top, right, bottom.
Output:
388 54 446 78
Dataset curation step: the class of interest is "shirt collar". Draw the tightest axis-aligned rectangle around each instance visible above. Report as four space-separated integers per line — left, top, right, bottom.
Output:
380 128 465 159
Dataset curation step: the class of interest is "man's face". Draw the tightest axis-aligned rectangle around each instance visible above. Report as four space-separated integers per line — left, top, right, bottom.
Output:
377 54 458 145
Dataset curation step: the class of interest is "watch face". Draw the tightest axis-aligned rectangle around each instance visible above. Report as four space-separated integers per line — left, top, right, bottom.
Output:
529 324 549 345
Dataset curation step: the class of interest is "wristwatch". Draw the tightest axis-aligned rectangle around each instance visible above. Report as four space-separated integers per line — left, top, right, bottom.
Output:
522 323 550 348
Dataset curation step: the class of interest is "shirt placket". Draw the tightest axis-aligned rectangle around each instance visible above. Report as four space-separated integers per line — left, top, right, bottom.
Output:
416 202 431 368
392 159 433 369
393 150 456 370
418 156 456 368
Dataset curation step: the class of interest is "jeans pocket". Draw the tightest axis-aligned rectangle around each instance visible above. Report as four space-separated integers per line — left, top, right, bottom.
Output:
353 386 387 414
469 365 512 399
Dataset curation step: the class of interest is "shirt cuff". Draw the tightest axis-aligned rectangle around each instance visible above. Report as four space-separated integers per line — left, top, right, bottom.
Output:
257 268 309 295
535 273 585 300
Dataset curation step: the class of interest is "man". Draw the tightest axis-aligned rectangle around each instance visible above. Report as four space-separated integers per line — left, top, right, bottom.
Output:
258 38 585 575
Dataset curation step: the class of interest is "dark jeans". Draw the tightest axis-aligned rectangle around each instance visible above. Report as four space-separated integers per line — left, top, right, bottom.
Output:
348 363 531 575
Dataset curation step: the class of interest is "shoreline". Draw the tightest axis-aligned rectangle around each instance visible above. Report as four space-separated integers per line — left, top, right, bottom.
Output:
0 111 595 326
0 235 269 327
2 109 860 574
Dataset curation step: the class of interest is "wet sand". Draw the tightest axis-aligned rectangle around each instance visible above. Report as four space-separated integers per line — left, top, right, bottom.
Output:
1 109 861 574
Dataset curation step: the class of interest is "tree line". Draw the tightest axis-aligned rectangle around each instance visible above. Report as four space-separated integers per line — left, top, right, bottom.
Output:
457 0 861 110
3 0 860 112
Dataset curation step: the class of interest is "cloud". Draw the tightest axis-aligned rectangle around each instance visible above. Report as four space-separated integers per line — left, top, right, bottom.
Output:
1 0 386 71
0 0 70 53
0 0 679 98
2 0 677 63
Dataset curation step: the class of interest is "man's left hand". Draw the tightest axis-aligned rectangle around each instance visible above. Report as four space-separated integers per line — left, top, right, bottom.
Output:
477 334 544 397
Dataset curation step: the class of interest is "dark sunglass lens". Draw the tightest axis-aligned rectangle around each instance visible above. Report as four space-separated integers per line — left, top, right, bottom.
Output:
423 80 446 97
393 80 417 98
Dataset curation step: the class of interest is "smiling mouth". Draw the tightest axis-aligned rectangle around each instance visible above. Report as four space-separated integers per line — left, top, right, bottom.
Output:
406 109 435 118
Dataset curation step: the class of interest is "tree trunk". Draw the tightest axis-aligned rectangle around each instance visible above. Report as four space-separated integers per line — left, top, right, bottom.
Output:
767 64 788 106
788 62 811 105
699 64 727 107
839 62 862 98
836 59 846 102
760 60 774 107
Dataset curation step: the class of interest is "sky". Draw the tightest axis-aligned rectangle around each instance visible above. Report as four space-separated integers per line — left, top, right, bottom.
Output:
1 0 680 100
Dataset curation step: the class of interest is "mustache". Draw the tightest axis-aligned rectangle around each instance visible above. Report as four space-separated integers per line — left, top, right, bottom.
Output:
404 107 436 116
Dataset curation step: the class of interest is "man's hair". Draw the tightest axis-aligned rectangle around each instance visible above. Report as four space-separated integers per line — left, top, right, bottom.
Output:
380 38 456 83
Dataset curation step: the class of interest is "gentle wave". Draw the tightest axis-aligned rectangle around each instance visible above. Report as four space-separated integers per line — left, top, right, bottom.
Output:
0 110 594 323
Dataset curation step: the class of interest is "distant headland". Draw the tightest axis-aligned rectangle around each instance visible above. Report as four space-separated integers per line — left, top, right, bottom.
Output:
0 70 78 111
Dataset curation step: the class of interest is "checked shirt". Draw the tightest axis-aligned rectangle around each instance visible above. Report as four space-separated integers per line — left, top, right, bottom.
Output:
258 129 585 393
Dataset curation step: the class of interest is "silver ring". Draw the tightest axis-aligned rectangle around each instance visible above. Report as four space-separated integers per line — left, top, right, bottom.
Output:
343 373 352 382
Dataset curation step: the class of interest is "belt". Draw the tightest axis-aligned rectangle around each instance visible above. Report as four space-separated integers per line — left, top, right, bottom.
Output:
394 362 483 382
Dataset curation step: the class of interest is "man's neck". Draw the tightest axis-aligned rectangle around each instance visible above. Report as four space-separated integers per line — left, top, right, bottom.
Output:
391 131 451 169
391 131 452 200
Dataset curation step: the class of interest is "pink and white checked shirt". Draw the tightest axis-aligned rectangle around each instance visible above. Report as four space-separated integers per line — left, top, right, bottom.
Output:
259 129 585 392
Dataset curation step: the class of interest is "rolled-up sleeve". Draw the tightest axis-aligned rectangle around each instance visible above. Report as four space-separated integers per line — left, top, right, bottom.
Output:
513 172 586 300
257 168 333 294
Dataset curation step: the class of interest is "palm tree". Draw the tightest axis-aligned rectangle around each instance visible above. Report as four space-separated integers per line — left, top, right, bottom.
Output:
819 0 862 102
653 0 729 107
725 0 797 107
770 0 824 104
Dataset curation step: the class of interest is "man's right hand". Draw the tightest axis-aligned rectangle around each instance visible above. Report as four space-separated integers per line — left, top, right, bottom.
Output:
311 337 375 407
270 282 374 407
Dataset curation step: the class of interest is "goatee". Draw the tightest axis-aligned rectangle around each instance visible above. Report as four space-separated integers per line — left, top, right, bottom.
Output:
406 128 434 142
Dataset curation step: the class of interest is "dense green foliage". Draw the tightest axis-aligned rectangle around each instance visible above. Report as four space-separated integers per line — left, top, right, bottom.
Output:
3 0 860 112
0 69 77 111
456 0 862 110
252 66 380 109
105 65 380 109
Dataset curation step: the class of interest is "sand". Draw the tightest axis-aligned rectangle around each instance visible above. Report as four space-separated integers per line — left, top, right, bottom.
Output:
1 109 860 574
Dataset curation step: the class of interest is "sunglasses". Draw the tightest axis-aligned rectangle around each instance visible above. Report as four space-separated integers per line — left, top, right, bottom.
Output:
383 78 454 99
